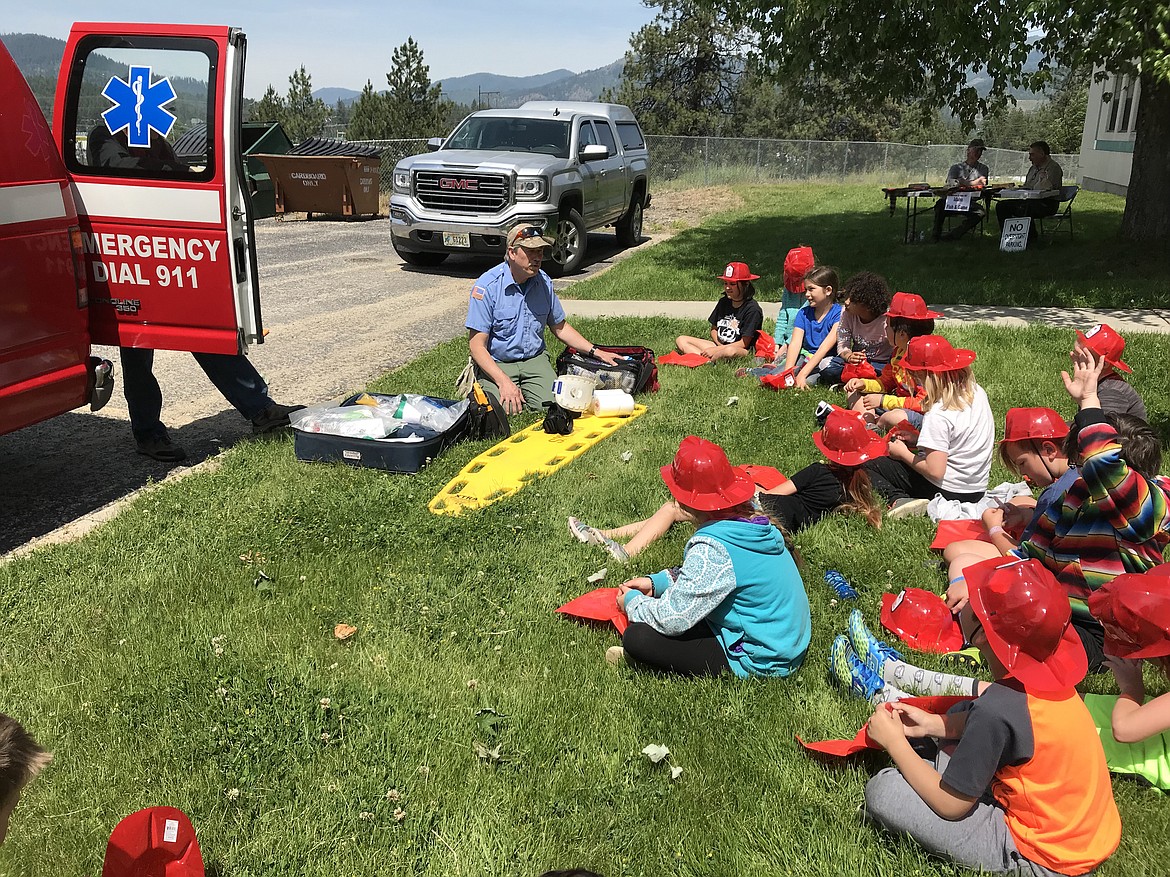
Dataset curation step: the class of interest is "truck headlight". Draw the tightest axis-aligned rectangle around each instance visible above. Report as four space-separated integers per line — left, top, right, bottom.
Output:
515 176 547 200
393 170 410 192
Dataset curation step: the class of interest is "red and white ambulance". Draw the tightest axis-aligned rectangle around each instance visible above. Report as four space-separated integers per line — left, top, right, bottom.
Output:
0 22 262 436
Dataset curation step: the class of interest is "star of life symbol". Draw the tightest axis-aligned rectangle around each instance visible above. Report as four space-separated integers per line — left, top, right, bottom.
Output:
22 102 55 161
101 65 177 148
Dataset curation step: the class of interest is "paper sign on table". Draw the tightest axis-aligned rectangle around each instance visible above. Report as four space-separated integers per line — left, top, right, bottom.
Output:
944 192 974 211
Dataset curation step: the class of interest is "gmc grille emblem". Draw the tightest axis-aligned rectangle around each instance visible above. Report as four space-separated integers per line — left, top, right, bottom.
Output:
439 178 478 191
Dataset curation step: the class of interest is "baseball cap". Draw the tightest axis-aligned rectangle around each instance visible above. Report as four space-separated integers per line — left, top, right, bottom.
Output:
507 224 555 249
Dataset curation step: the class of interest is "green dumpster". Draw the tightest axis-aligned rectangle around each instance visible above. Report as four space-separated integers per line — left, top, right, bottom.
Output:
242 121 294 218
172 121 293 219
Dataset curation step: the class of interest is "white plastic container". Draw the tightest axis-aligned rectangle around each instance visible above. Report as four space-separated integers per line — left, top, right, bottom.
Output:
590 389 635 416
552 373 598 412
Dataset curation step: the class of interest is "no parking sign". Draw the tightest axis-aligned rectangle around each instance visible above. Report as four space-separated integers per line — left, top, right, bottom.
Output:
1000 217 1031 252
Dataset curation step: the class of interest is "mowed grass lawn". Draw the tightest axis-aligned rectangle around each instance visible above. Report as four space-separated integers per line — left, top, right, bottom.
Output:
3 196 1170 876
573 182 1167 310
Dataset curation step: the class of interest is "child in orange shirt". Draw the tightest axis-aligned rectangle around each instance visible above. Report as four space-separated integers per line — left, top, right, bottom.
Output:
863 556 1120 876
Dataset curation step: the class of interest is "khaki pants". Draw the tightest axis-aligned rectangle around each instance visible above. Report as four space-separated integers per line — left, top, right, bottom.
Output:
476 354 557 412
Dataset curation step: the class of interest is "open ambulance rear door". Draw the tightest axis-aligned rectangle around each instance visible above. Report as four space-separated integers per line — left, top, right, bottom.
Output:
53 23 262 355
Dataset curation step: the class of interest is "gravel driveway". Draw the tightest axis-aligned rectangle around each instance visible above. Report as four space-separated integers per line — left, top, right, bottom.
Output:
0 215 655 555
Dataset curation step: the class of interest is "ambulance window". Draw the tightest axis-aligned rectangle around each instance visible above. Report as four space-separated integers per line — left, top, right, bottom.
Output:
64 36 217 182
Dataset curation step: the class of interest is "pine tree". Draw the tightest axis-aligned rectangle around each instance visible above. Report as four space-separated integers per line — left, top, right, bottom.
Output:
348 81 389 140
282 65 330 143
250 85 285 123
384 38 449 139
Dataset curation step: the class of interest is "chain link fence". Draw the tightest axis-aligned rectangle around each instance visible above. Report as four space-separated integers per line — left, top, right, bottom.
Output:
348 136 1079 198
643 136 1080 188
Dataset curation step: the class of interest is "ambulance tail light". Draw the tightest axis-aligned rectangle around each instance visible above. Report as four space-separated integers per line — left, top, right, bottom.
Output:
68 226 88 308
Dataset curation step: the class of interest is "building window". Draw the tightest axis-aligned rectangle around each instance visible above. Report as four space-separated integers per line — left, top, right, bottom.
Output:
1119 77 1136 132
1106 74 1122 132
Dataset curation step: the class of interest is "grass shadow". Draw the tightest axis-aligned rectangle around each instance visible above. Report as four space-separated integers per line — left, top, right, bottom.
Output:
567 184 1170 308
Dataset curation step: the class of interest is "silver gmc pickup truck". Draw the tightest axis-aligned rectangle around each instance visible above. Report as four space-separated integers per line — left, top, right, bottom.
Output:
389 101 651 276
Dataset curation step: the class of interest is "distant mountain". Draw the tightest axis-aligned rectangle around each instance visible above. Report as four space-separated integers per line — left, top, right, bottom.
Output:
316 86 362 105
968 48 1047 100
2 32 125 118
436 68 575 105
495 60 625 105
1 33 65 76
312 63 624 109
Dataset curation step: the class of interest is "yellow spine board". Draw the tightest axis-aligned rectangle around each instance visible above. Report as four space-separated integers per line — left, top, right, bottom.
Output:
428 405 646 516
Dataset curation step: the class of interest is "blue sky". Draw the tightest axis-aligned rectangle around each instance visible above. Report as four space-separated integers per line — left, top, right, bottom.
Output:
6 1 658 98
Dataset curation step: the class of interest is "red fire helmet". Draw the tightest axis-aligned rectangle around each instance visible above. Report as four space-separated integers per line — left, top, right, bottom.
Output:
1001 407 1070 444
718 261 760 282
813 407 888 467
902 335 977 373
103 806 204 877
880 588 965 654
965 556 1087 691
783 245 814 292
1087 569 1170 659
886 291 942 320
1076 324 1132 374
660 435 756 512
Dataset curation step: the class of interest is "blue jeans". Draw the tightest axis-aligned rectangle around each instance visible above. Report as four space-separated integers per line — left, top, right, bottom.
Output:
822 356 890 385
876 407 924 430
121 347 272 440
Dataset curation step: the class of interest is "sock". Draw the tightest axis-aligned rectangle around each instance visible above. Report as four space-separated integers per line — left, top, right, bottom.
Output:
870 681 912 706
884 660 980 698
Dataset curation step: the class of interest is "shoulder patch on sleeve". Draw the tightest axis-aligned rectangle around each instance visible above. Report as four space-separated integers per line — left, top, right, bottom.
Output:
470 286 485 300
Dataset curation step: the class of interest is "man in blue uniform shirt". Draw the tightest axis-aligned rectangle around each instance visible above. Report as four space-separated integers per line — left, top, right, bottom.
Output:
466 224 620 414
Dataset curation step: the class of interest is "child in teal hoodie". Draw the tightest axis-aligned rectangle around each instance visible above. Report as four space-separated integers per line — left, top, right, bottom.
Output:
614 436 812 678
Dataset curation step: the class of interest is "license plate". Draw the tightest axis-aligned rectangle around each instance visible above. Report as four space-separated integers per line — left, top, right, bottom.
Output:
442 232 471 248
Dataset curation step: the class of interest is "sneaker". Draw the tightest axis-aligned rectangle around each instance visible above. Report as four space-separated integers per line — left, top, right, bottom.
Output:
135 434 187 463
941 646 984 672
814 400 833 427
847 608 901 676
567 516 595 544
887 497 930 519
596 532 629 563
734 367 750 378
252 402 307 434
605 645 626 666
828 383 843 393
829 635 886 701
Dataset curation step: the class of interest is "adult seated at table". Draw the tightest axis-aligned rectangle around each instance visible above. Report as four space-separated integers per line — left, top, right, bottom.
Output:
932 138 989 242
994 140 1063 246
466 224 621 414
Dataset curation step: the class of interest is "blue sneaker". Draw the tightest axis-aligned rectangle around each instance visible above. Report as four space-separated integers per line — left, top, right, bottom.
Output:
829 635 885 701
847 608 901 677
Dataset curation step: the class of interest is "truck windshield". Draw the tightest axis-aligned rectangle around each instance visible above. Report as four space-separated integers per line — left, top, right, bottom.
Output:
444 117 571 158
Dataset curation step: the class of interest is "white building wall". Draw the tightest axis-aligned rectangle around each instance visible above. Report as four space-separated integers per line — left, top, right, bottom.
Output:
1079 68 1139 196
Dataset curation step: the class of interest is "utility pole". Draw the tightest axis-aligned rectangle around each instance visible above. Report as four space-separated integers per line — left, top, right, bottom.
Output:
477 86 500 110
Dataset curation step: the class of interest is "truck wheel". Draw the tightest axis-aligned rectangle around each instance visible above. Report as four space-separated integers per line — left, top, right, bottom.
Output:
616 196 644 248
393 238 449 267
546 209 586 277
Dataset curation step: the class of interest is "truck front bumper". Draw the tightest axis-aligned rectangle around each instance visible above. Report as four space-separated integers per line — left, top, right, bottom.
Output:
389 198 557 255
